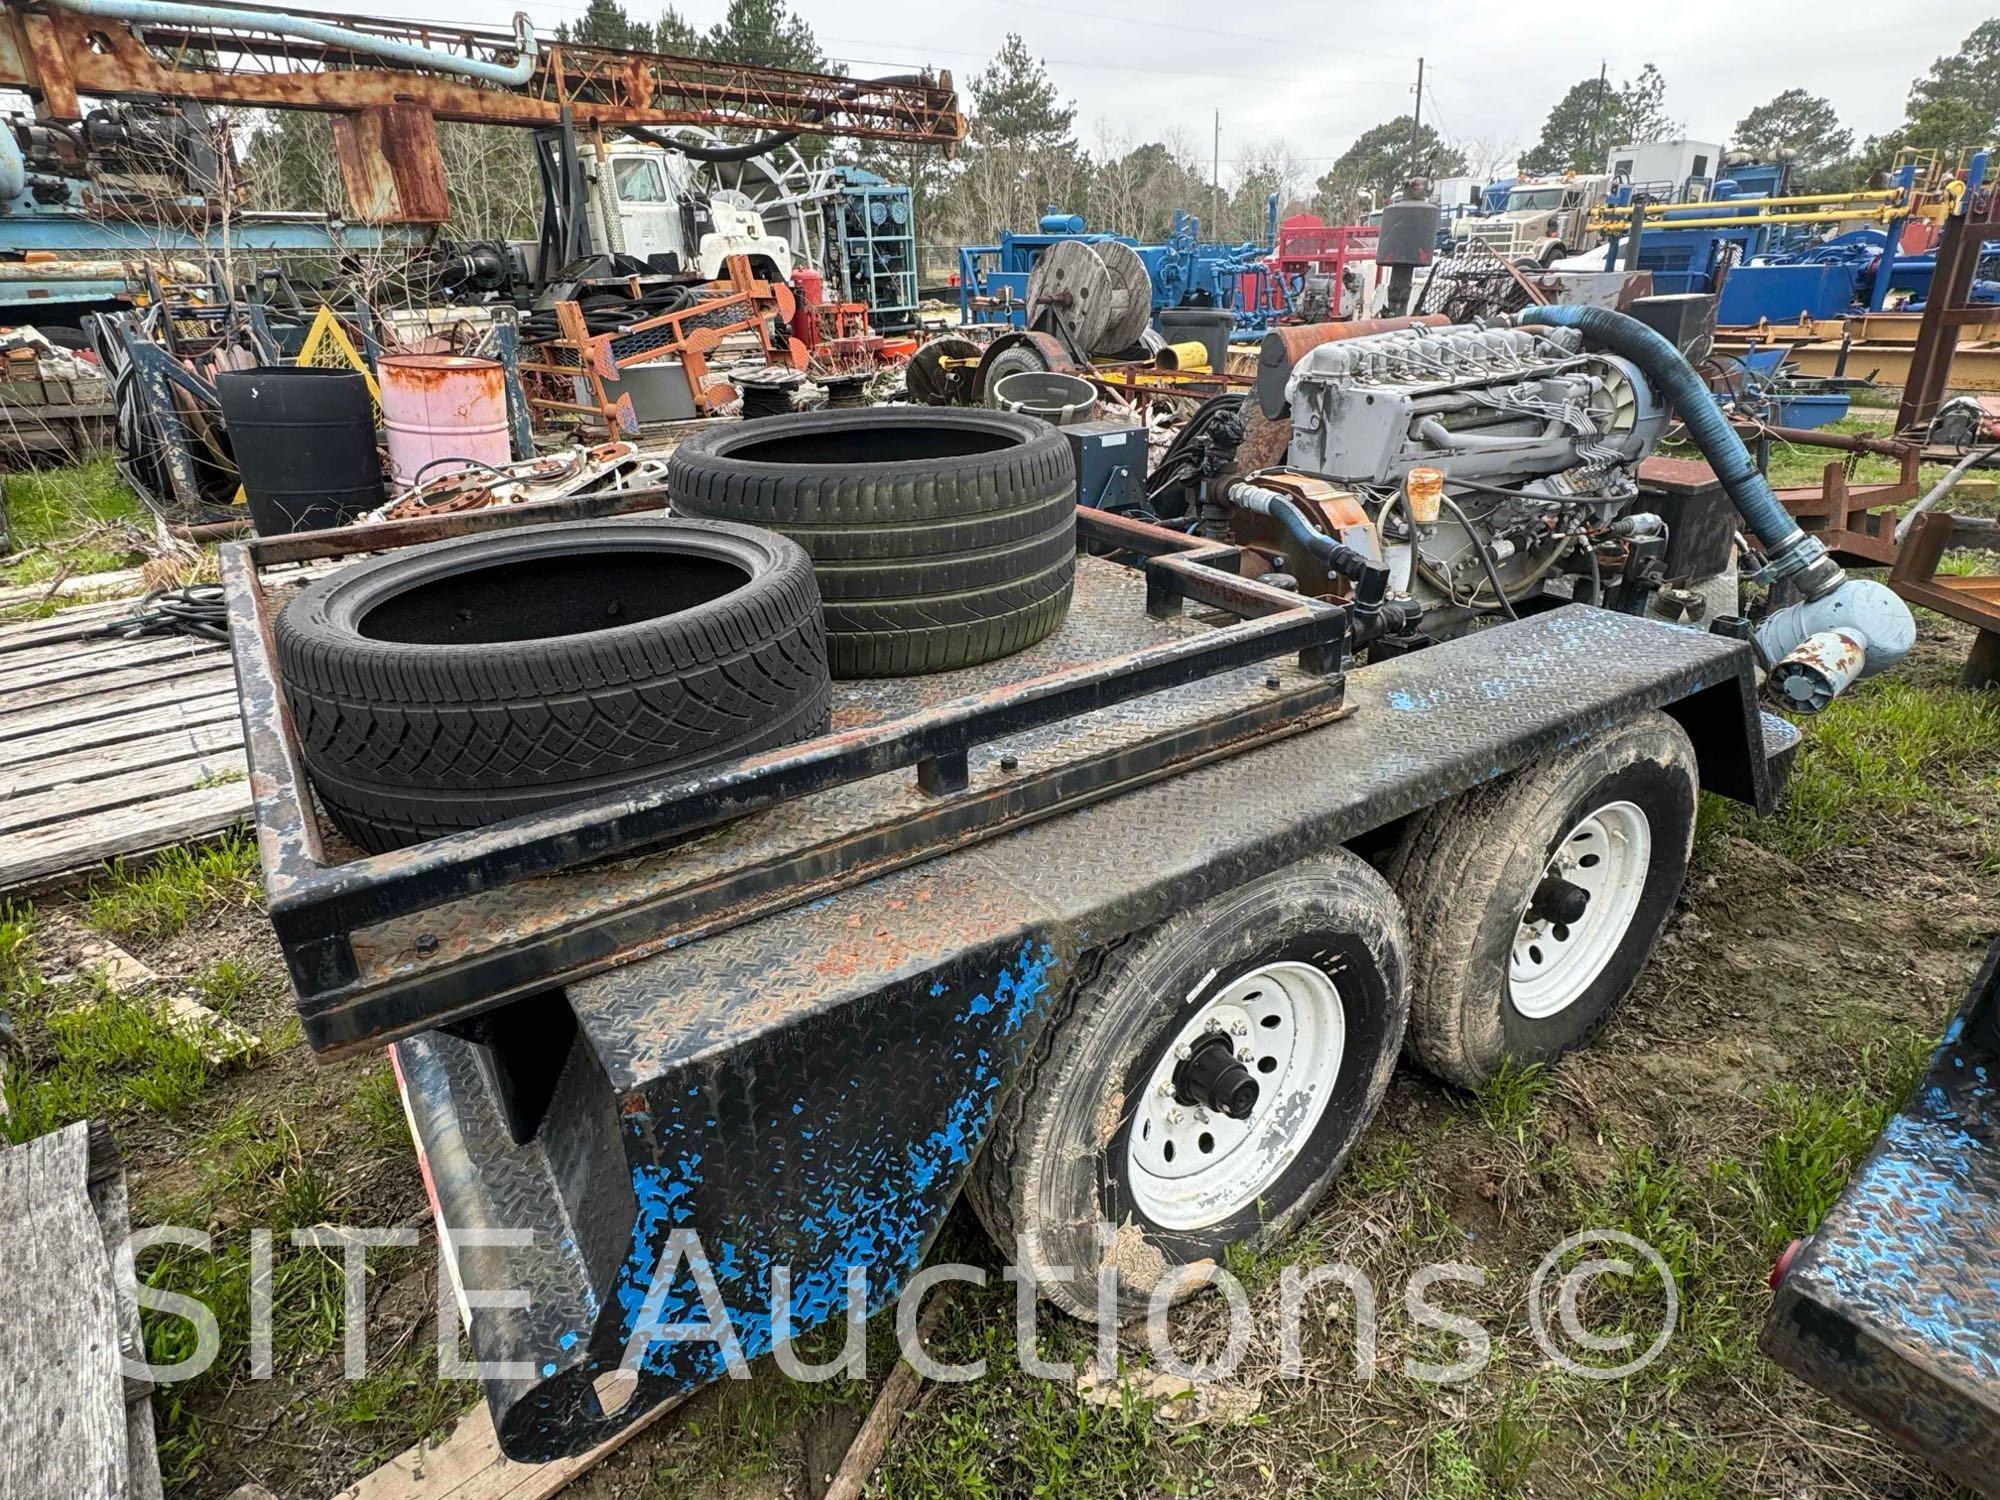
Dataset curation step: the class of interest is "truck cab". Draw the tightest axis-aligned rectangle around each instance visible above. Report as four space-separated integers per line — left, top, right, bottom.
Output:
1465 173 1612 264
589 143 794 282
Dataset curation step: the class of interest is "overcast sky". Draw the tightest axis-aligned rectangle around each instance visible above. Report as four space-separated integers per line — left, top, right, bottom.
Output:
342 0 1984 180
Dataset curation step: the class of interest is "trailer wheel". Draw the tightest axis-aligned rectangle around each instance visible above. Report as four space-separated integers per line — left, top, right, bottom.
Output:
1393 711 1697 1087
968 852 1407 1322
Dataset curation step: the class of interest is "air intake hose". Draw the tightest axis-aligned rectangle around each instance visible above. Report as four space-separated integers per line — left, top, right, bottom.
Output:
1511 304 1913 708
1513 305 1828 585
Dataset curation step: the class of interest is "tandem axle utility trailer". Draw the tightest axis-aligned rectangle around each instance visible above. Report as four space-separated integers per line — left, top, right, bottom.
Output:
226 492 1796 1462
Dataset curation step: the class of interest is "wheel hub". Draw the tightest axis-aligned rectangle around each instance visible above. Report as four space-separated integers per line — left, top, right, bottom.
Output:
1527 874 1592 927
1124 959 1347 1231
1509 800 1653 1021
1173 1032 1260 1120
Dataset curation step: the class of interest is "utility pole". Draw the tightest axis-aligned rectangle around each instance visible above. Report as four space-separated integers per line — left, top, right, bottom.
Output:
1588 60 1608 167
1408 56 1424 183
1211 109 1220 230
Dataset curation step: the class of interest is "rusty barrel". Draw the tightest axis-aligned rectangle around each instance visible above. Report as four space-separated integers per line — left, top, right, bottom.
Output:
378 354 510 489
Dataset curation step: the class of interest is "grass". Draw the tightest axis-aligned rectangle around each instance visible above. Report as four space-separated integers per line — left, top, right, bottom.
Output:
1754 1031 1931 1253
1725 674 2000 861
1472 1058 1549 1134
309 1345 477 1466
139 1108 393 1488
86 832 263 940
1 973 218 1143
190 956 270 1015
347 1063 410 1154
1 458 147 586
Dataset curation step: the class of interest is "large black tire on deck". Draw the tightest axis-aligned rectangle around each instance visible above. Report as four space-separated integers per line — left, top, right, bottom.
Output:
273 518 831 853
1391 711 1698 1087
967 853 1408 1323
667 407 1076 677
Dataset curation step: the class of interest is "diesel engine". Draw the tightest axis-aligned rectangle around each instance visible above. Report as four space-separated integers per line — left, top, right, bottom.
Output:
1264 319 1688 631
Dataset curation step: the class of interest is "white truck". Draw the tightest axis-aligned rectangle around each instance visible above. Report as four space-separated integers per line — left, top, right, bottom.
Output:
1463 172 1614 265
1606 138 1725 204
587 142 798 281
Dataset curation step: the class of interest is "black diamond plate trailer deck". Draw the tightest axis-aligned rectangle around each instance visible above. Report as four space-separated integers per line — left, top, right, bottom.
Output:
385 605 1792 1460
224 502 1354 1056
1763 940 2000 1498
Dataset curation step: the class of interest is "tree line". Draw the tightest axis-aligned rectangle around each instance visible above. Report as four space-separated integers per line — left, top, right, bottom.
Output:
235 6 2000 258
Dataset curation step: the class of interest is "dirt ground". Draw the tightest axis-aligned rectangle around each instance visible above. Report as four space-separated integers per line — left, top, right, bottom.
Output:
4 463 1998 1499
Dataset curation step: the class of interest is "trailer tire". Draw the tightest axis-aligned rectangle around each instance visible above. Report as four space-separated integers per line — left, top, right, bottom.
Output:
967 852 1407 1323
1393 711 1697 1087
667 407 1076 677
273 518 831 853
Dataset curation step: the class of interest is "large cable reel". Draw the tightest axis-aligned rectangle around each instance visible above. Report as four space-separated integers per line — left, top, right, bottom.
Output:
1024 239 1153 358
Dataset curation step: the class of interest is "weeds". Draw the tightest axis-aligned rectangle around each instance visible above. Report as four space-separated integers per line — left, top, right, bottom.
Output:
1754 1032 1929 1253
2 975 216 1143
310 1345 476 1465
1748 676 2000 861
190 956 268 1015
347 1063 411 1155
137 1110 376 1489
87 833 262 940
1472 1058 1549 1134
1 460 147 587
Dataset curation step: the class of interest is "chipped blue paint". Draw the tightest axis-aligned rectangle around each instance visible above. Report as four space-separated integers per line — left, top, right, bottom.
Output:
606 940 1061 1386
1804 995 2000 1387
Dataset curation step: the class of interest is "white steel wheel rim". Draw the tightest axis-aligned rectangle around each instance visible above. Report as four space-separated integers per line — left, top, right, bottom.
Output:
1125 960 1346 1231
1508 800 1652 1021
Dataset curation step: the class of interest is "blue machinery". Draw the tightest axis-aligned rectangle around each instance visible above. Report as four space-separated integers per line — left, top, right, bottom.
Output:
2 100 424 320
830 167 918 333
957 201 1286 342
1595 154 1997 324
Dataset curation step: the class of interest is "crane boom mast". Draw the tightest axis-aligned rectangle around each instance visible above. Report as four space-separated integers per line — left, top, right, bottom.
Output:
0 1 963 144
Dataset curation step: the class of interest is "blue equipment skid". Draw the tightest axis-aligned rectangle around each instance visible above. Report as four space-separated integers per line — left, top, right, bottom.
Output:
1764 940 2000 1496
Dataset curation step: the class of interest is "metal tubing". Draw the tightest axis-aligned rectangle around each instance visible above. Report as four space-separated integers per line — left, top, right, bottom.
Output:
42 0 539 86
1732 422 1913 459
1755 579 1916 705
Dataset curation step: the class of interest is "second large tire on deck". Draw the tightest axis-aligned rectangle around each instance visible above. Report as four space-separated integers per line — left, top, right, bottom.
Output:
666 407 1077 677
272 518 832 853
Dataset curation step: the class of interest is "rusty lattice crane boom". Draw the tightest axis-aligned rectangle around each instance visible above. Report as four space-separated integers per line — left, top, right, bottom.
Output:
0 0 962 220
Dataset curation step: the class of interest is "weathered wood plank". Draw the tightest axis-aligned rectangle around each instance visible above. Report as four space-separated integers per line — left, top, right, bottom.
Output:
0 596 144 649
0 670 238 745
0 1121 132 1499
0 783 251 890
2 718 244 799
0 566 148 611
0 691 243 769
0 628 219 675
333 1393 682 1500
3 654 236 715
0 749 248 835
0 635 225 697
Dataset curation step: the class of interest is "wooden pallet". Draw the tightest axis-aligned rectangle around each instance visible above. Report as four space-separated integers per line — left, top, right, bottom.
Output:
0 599 248 892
